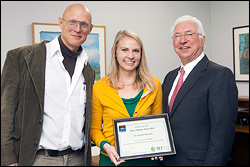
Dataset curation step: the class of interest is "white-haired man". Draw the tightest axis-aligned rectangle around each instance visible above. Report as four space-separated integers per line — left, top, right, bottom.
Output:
161 15 238 166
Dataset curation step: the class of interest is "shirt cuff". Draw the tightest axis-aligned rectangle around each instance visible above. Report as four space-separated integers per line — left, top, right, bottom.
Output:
100 140 111 154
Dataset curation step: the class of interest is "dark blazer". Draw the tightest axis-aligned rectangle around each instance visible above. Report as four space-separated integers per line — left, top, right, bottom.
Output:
162 55 238 166
1 41 95 166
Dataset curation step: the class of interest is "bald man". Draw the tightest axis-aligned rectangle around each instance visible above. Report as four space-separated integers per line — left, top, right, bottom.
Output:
1 4 95 166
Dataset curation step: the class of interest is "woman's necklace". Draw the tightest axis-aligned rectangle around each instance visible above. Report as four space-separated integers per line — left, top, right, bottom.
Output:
124 82 135 86
122 80 136 86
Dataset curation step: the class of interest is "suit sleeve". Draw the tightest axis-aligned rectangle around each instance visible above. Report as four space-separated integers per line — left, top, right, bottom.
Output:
204 68 238 165
1 50 20 165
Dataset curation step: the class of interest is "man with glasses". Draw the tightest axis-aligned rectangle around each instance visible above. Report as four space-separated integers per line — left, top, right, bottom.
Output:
1 4 95 166
161 15 238 166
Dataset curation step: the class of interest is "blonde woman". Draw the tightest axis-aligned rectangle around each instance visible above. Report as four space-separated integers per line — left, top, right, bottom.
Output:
91 30 162 166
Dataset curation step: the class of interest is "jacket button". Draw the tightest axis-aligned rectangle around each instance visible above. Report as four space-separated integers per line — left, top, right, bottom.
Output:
39 120 42 124
34 143 38 146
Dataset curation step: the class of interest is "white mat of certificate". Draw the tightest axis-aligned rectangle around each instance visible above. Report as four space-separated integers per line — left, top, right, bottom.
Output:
114 114 175 160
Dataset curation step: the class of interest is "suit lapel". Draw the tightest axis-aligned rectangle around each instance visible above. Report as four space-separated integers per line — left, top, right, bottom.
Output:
24 41 47 112
170 55 209 116
83 62 95 132
165 68 179 114
83 61 95 94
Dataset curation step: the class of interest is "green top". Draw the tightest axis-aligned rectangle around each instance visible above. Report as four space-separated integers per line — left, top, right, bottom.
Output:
99 90 159 166
122 90 144 117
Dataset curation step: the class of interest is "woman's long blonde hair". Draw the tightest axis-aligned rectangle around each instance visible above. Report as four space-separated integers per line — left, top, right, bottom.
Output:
107 30 156 91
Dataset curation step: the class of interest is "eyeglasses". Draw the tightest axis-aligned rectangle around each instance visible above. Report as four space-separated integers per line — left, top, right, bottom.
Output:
62 18 92 29
172 32 203 40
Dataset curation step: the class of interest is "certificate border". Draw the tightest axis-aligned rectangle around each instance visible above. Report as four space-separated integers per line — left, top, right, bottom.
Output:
113 113 176 161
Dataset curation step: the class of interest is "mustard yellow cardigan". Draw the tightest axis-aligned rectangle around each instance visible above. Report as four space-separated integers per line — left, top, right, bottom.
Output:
91 76 163 156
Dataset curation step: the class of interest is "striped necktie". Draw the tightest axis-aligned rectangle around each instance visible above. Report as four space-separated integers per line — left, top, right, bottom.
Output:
169 67 185 113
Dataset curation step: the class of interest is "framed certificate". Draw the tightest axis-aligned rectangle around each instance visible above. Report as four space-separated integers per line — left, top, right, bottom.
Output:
113 113 176 161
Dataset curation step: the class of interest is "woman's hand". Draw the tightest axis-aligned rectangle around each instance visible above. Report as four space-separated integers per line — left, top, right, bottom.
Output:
103 143 125 166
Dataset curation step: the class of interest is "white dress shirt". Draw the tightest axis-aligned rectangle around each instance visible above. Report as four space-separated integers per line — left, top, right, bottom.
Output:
39 37 88 151
168 53 205 104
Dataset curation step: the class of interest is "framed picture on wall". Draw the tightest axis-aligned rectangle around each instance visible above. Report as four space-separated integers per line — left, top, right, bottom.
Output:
32 22 106 81
232 25 249 82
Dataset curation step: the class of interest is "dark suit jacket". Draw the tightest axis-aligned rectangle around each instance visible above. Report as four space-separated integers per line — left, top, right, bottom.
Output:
1 41 95 166
162 55 238 166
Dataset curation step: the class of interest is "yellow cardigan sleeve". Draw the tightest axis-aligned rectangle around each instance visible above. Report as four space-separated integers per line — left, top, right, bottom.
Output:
90 78 106 149
91 76 127 152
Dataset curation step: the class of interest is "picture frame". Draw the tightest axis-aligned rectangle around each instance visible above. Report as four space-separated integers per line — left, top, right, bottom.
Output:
113 114 176 161
32 22 106 81
232 25 249 82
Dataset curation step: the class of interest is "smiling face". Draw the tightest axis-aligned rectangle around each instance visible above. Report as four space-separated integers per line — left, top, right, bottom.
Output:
116 36 141 74
59 4 92 52
173 21 206 65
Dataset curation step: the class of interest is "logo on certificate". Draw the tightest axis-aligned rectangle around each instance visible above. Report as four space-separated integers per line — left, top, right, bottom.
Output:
119 125 126 132
151 146 169 152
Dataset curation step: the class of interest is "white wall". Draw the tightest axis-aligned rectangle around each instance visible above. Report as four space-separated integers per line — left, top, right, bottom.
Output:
1 1 249 96
210 1 249 96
